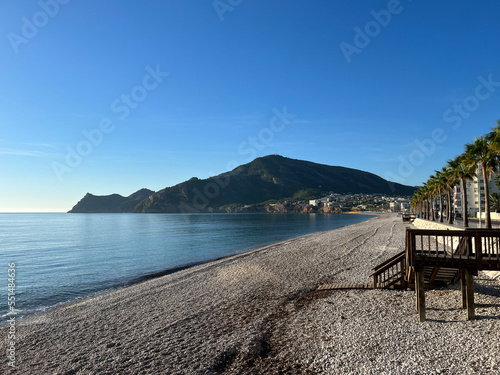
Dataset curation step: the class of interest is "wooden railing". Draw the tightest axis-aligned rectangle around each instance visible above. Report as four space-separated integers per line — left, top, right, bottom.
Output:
406 228 500 321
370 251 406 289
473 229 500 269
369 228 500 321
405 228 500 272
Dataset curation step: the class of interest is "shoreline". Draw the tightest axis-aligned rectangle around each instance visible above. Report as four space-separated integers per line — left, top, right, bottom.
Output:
3 213 499 374
3 212 377 327
0 217 396 374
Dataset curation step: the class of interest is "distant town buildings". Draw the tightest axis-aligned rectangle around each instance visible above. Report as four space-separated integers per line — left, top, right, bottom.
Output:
389 198 411 213
307 193 410 213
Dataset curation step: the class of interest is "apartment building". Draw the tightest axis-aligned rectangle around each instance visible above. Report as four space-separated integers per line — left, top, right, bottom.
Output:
454 166 500 218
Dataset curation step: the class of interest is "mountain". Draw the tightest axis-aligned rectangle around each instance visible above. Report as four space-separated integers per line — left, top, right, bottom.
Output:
68 188 154 213
137 155 415 213
68 156 417 213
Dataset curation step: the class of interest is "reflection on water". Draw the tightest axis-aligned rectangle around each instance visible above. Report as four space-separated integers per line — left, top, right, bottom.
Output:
0 212 375 323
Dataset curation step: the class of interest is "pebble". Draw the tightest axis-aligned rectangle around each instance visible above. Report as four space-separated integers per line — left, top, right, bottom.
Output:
1 214 498 374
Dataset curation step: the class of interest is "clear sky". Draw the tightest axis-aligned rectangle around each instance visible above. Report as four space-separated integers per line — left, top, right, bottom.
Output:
1 0 500 212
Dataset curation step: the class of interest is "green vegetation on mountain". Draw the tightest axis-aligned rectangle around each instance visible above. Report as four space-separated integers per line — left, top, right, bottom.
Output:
69 155 416 213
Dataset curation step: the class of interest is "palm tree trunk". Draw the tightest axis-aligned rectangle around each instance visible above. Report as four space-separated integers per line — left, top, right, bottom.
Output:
449 188 454 224
461 177 469 228
439 190 444 222
482 163 492 229
447 190 453 224
445 191 449 223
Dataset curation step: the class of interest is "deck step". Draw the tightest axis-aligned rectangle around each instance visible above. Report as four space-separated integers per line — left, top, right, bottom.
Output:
317 282 374 290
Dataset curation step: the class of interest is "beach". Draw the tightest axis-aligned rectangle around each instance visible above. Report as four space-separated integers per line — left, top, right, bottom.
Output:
2 214 500 374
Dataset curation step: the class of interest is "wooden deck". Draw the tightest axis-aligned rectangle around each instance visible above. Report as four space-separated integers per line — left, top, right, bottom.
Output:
373 227 500 322
316 227 500 322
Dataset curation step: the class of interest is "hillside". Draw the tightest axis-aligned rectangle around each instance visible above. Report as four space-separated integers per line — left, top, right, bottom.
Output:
69 156 416 213
68 188 154 213
136 155 415 213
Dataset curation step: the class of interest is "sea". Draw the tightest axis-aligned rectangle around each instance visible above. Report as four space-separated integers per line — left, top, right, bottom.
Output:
0 212 375 324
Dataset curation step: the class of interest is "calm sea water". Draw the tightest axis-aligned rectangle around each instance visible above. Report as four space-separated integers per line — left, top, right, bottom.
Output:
0 213 375 324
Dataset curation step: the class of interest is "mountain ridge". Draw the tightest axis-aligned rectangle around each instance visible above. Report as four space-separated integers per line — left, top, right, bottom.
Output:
68 155 416 213
68 188 154 213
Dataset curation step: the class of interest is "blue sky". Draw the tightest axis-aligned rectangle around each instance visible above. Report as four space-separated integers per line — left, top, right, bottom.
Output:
1 0 500 212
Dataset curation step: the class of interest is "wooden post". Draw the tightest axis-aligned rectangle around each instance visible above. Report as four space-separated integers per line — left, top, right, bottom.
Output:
429 267 441 285
415 270 419 312
460 269 467 309
373 274 378 289
465 269 475 320
474 234 482 263
416 269 426 322
401 258 406 289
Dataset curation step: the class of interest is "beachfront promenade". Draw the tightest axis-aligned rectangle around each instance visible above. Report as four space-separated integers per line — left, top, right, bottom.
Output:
2 214 499 374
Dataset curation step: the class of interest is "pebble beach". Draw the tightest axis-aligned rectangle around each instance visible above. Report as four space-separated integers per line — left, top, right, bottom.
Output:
2 214 500 374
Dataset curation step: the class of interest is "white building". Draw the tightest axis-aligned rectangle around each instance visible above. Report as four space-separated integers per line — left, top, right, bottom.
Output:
309 199 320 207
454 166 500 218
309 196 332 207
400 201 410 212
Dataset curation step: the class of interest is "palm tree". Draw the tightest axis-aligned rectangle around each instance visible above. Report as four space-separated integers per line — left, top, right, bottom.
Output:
490 192 500 213
418 184 427 219
416 188 427 219
447 154 476 228
465 136 499 229
441 166 457 225
419 183 431 220
426 175 438 221
411 190 423 217
487 119 500 153
427 181 436 221
411 188 422 217
434 170 447 222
